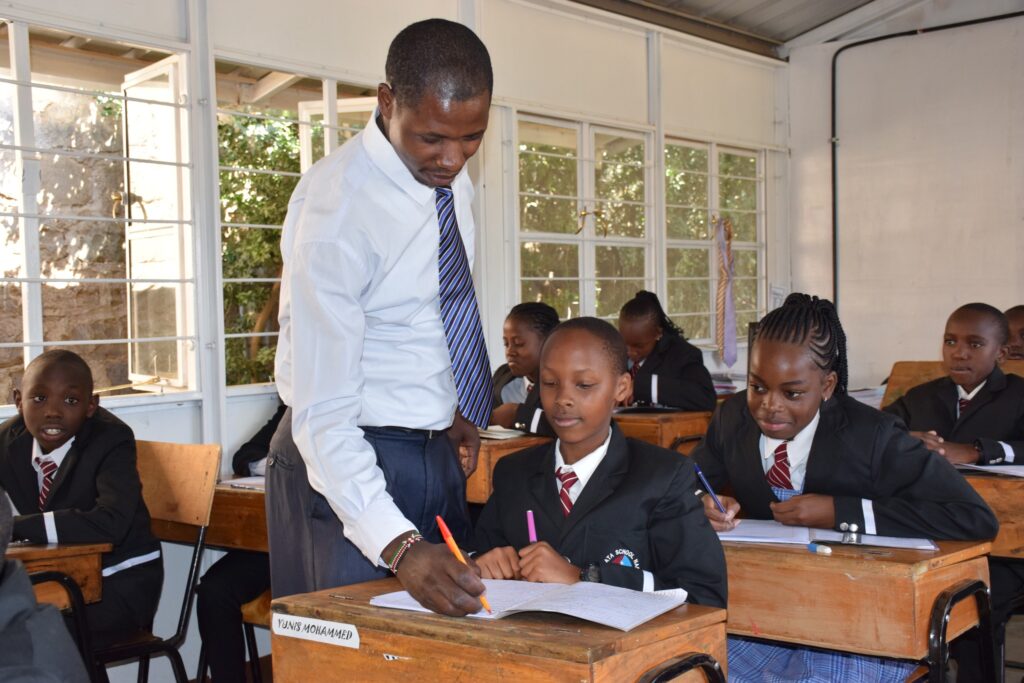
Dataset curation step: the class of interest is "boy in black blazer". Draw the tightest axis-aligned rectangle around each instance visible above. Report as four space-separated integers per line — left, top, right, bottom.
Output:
473 317 727 607
0 350 162 647
618 291 716 411
885 303 1024 466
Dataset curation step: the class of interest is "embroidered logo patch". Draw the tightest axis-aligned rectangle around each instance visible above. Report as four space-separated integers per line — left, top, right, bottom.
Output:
603 548 640 569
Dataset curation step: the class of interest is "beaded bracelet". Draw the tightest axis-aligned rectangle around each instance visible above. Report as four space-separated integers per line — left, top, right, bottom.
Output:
388 532 424 574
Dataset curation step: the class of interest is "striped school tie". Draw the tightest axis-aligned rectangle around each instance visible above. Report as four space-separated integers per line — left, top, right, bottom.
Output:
958 398 970 416
765 442 792 490
557 467 579 516
435 187 493 429
35 457 59 511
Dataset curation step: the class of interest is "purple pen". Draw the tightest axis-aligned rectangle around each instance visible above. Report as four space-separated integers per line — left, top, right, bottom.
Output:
526 509 537 543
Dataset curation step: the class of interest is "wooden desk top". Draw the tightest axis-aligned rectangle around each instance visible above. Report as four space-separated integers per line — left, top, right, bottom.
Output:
724 540 991 660
272 578 726 682
8 542 112 606
613 410 712 453
964 473 1024 558
465 436 551 504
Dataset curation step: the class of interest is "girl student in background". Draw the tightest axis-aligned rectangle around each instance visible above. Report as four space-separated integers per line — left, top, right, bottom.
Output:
490 302 559 435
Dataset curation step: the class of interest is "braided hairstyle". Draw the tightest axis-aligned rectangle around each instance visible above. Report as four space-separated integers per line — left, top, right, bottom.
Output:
507 302 560 340
754 293 849 395
619 290 684 338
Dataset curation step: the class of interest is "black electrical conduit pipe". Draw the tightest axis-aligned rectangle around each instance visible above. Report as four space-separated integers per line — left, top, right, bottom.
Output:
828 9 1024 309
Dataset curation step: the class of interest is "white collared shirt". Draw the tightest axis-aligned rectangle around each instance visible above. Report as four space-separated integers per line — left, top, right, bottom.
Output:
275 110 479 565
759 410 820 492
553 428 612 504
30 437 75 543
956 381 1014 462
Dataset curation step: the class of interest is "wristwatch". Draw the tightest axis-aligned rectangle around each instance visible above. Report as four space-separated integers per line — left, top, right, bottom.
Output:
579 562 602 583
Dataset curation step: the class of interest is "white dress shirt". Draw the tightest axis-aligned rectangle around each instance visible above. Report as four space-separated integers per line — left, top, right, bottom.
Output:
553 429 656 591
956 381 1014 462
275 110 478 565
31 437 75 543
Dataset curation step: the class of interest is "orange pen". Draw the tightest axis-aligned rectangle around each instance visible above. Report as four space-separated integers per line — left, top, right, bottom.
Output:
435 515 492 614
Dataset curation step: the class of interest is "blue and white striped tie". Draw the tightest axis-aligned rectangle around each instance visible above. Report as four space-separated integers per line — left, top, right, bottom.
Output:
435 187 493 428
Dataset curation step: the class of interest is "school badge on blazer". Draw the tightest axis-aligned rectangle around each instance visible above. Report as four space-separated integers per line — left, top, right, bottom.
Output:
604 548 640 569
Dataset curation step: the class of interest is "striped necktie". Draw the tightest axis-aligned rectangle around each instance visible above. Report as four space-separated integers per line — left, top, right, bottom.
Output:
435 187 493 429
958 397 970 416
556 467 579 516
766 442 793 490
35 457 59 511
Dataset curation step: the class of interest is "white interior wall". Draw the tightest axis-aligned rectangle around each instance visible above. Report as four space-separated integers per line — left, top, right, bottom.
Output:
788 9 1024 388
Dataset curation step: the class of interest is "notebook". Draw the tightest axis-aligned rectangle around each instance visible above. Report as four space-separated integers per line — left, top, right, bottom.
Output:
368 579 688 631
718 519 937 550
956 464 1024 478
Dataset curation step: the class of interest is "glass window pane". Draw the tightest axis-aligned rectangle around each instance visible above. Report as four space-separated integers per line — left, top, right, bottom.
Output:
666 144 707 174
221 227 283 279
223 281 281 335
32 85 121 155
594 278 645 318
519 153 577 197
667 279 710 315
0 347 22 405
596 246 644 278
1 283 21 344
42 282 128 341
734 250 758 278
666 170 707 208
666 248 709 278
666 207 709 240
719 151 757 178
521 280 580 320
63 343 136 397
596 201 644 239
519 195 577 234
36 154 124 219
225 336 278 386
0 82 15 146
520 242 579 278
734 278 758 311
39 220 128 280
736 310 759 342
671 314 710 341
720 177 757 212
337 109 369 145
724 211 757 242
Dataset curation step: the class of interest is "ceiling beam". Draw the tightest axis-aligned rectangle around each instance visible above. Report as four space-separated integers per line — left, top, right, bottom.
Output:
243 71 303 104
568 0 782 59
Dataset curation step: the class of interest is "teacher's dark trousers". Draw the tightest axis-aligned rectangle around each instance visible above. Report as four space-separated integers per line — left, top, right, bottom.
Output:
265 408 471 598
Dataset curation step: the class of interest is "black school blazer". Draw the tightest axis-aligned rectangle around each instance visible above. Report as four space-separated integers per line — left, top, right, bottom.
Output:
0 408 160 570
885 366 1024 465
491 363 555 437
632 335 716 411
473 424 727 607
692 393 998 541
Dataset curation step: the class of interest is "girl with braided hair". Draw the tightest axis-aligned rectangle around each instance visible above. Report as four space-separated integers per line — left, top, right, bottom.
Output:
491 302 560 435
617 291 716 410
691 293 997 682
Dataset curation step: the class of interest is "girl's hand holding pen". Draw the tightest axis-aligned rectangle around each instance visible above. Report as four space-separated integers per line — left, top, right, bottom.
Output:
702 494 741 531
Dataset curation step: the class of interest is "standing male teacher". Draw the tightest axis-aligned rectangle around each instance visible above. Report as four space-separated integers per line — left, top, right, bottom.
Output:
267 18 492 616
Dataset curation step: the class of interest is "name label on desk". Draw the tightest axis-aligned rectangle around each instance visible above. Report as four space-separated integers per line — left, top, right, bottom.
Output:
272 612 360 649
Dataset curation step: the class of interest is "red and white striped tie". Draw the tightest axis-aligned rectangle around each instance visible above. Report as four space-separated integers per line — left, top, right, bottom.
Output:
556 467 579 517
35 457 59 511
958 398 970 415
766 442 792 490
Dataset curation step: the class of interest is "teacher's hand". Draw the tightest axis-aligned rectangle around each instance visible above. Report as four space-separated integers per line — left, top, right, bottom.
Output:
394 539 485 616
449 410 481 477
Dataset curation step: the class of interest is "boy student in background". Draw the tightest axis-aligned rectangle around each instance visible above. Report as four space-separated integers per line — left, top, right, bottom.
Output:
490 302 559 435
0 350 163 648
692 294 997 682
1006 305 1024 361
885 302 1024 677
473 317 727 608
617 291 716 411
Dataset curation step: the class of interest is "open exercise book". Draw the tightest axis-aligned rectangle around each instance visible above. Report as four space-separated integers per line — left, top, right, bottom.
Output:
369 579 688 631
718 519 937 550
956 463 1024 478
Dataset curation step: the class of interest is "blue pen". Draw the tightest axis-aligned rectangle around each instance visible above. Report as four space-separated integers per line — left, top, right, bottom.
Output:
693 463 726 514
807 543 833 556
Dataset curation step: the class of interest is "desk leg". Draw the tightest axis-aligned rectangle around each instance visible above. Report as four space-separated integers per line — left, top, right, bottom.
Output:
925 579 996 683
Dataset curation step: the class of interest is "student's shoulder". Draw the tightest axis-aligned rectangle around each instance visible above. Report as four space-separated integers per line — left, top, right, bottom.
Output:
492 441 550 480
624 438 691 475
833 393 906 433
899 376 952 403
78 407 136 450
664 334 704 359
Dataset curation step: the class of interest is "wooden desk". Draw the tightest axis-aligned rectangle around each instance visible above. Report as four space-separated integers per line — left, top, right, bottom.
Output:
271 578 726 682
723 540 990 660
465 436 550 504
613 411 712 454
8 542 112 607
154 483 269 553
965 473 1024 559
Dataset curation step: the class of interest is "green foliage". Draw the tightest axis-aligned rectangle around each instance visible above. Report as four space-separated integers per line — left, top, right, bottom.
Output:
218 111 299 385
